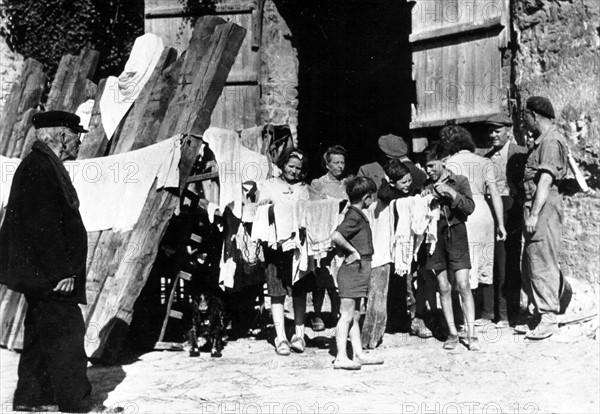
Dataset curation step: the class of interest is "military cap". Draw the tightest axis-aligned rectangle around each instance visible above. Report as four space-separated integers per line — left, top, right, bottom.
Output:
486 113 513 126
526 96 555 119
378 134 408 159
32 110 89 133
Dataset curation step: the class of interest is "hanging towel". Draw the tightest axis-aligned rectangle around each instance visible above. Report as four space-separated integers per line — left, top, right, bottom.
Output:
1 137 181 232
239 125 264 153
299 198 341 261
412 195 439 259
363 201 394 268
250 204 276 246
394 197 416 275
75 99 95 134
69 135 181 232
203 127 243 218
100 34 164 140
1 155 21 209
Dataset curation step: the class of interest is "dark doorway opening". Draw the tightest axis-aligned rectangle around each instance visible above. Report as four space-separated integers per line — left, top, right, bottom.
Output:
276 0 415 178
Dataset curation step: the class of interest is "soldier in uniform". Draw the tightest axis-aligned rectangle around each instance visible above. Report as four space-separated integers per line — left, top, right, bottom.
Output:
519 96 571 340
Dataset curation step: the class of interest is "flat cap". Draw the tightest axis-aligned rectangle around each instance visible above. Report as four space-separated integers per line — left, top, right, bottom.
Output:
378 134 408 159
486 113 513 126
32 110 88 133
526 96 555 119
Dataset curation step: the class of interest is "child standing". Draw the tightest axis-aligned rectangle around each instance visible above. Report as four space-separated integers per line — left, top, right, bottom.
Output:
331 177 384 370
422 142 478 350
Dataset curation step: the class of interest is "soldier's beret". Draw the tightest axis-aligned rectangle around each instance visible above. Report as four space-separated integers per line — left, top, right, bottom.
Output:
526 96 555 119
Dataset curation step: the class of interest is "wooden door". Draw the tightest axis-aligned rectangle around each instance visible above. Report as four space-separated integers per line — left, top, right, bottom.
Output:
409 0 510 134
145 0 262 131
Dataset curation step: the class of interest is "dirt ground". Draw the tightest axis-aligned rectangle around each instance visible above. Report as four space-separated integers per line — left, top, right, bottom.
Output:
1 315 599 414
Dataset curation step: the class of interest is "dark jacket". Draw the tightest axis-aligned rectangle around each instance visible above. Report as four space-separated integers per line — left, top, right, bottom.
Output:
423 170 475 227
485 142 529 202
0 148 87 304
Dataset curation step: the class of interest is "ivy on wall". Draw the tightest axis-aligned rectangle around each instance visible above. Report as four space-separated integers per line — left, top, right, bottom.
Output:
0 0 144 81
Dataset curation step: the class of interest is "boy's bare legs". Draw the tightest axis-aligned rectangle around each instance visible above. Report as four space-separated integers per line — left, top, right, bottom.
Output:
334 298 360 369
350 299 384 365
436 270 458 336
455 268 478 348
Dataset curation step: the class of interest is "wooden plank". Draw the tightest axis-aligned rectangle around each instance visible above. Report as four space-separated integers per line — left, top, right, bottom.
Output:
7 108 39 158
0 59 46 156
210 84 260 130
78 79 108 160
410 113 501 129
145 0 258 17
187 171 219 183
251 0 265 50
146 10 258 83
46 49 100 112
361 264 390 349
111 47 179 154
410 16 502 43
85 16 246 363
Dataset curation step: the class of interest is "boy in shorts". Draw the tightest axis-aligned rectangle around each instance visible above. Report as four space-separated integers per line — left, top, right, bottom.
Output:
422 142 479 350
331 177 384 370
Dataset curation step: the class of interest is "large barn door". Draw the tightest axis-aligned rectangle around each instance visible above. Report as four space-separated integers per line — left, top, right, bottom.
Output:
145 0 262 130
409 0 510 138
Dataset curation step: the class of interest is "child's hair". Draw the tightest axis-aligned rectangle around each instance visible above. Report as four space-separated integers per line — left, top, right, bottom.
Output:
384 159 411 182
277 147 308 180
322 145 347 169
346 176 377 203
424 141 451 163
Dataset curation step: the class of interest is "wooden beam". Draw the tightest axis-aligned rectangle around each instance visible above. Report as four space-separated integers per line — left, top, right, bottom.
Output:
46 49 100 112
186 171 219 183
77 79 108 160
0 59 46 156
410 113 501 129
145 0 257 18
85 16 246 363
409 17 503 44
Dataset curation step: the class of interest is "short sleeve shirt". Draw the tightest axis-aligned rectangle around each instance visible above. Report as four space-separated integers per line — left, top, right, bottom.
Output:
523 126 568 201
335 206 374 259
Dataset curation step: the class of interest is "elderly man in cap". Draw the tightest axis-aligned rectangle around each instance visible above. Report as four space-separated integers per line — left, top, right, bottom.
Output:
357 133 427 192
518 96 571 340
484 113 529 328
0 111 91 411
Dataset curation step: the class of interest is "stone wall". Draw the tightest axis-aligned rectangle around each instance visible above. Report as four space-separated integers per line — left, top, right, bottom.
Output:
513 0 600 316
260 0 299 144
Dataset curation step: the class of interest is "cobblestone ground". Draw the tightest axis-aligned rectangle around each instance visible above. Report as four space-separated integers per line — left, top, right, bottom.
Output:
1 321 599 414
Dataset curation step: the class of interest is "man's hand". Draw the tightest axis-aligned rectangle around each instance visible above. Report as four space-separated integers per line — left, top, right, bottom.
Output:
53 277 75 294
345 251 361 265
433 182 457 200
524 212 539 235
496 225 507 241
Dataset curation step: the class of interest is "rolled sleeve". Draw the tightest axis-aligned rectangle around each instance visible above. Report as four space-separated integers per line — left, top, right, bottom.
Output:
538 140 564 179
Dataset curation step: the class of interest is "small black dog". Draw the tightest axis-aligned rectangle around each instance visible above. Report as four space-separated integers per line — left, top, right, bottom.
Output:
188 292 228 358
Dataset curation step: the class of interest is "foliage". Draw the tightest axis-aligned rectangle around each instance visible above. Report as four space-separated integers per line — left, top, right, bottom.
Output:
0 0 144 81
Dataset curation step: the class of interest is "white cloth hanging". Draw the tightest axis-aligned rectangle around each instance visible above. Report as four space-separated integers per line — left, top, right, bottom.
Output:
100 33 164 140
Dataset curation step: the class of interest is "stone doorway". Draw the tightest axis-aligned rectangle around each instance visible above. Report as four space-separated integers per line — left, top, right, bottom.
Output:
276 0 415 177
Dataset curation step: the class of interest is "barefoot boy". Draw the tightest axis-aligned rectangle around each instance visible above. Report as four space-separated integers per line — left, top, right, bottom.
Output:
331 177 384 369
